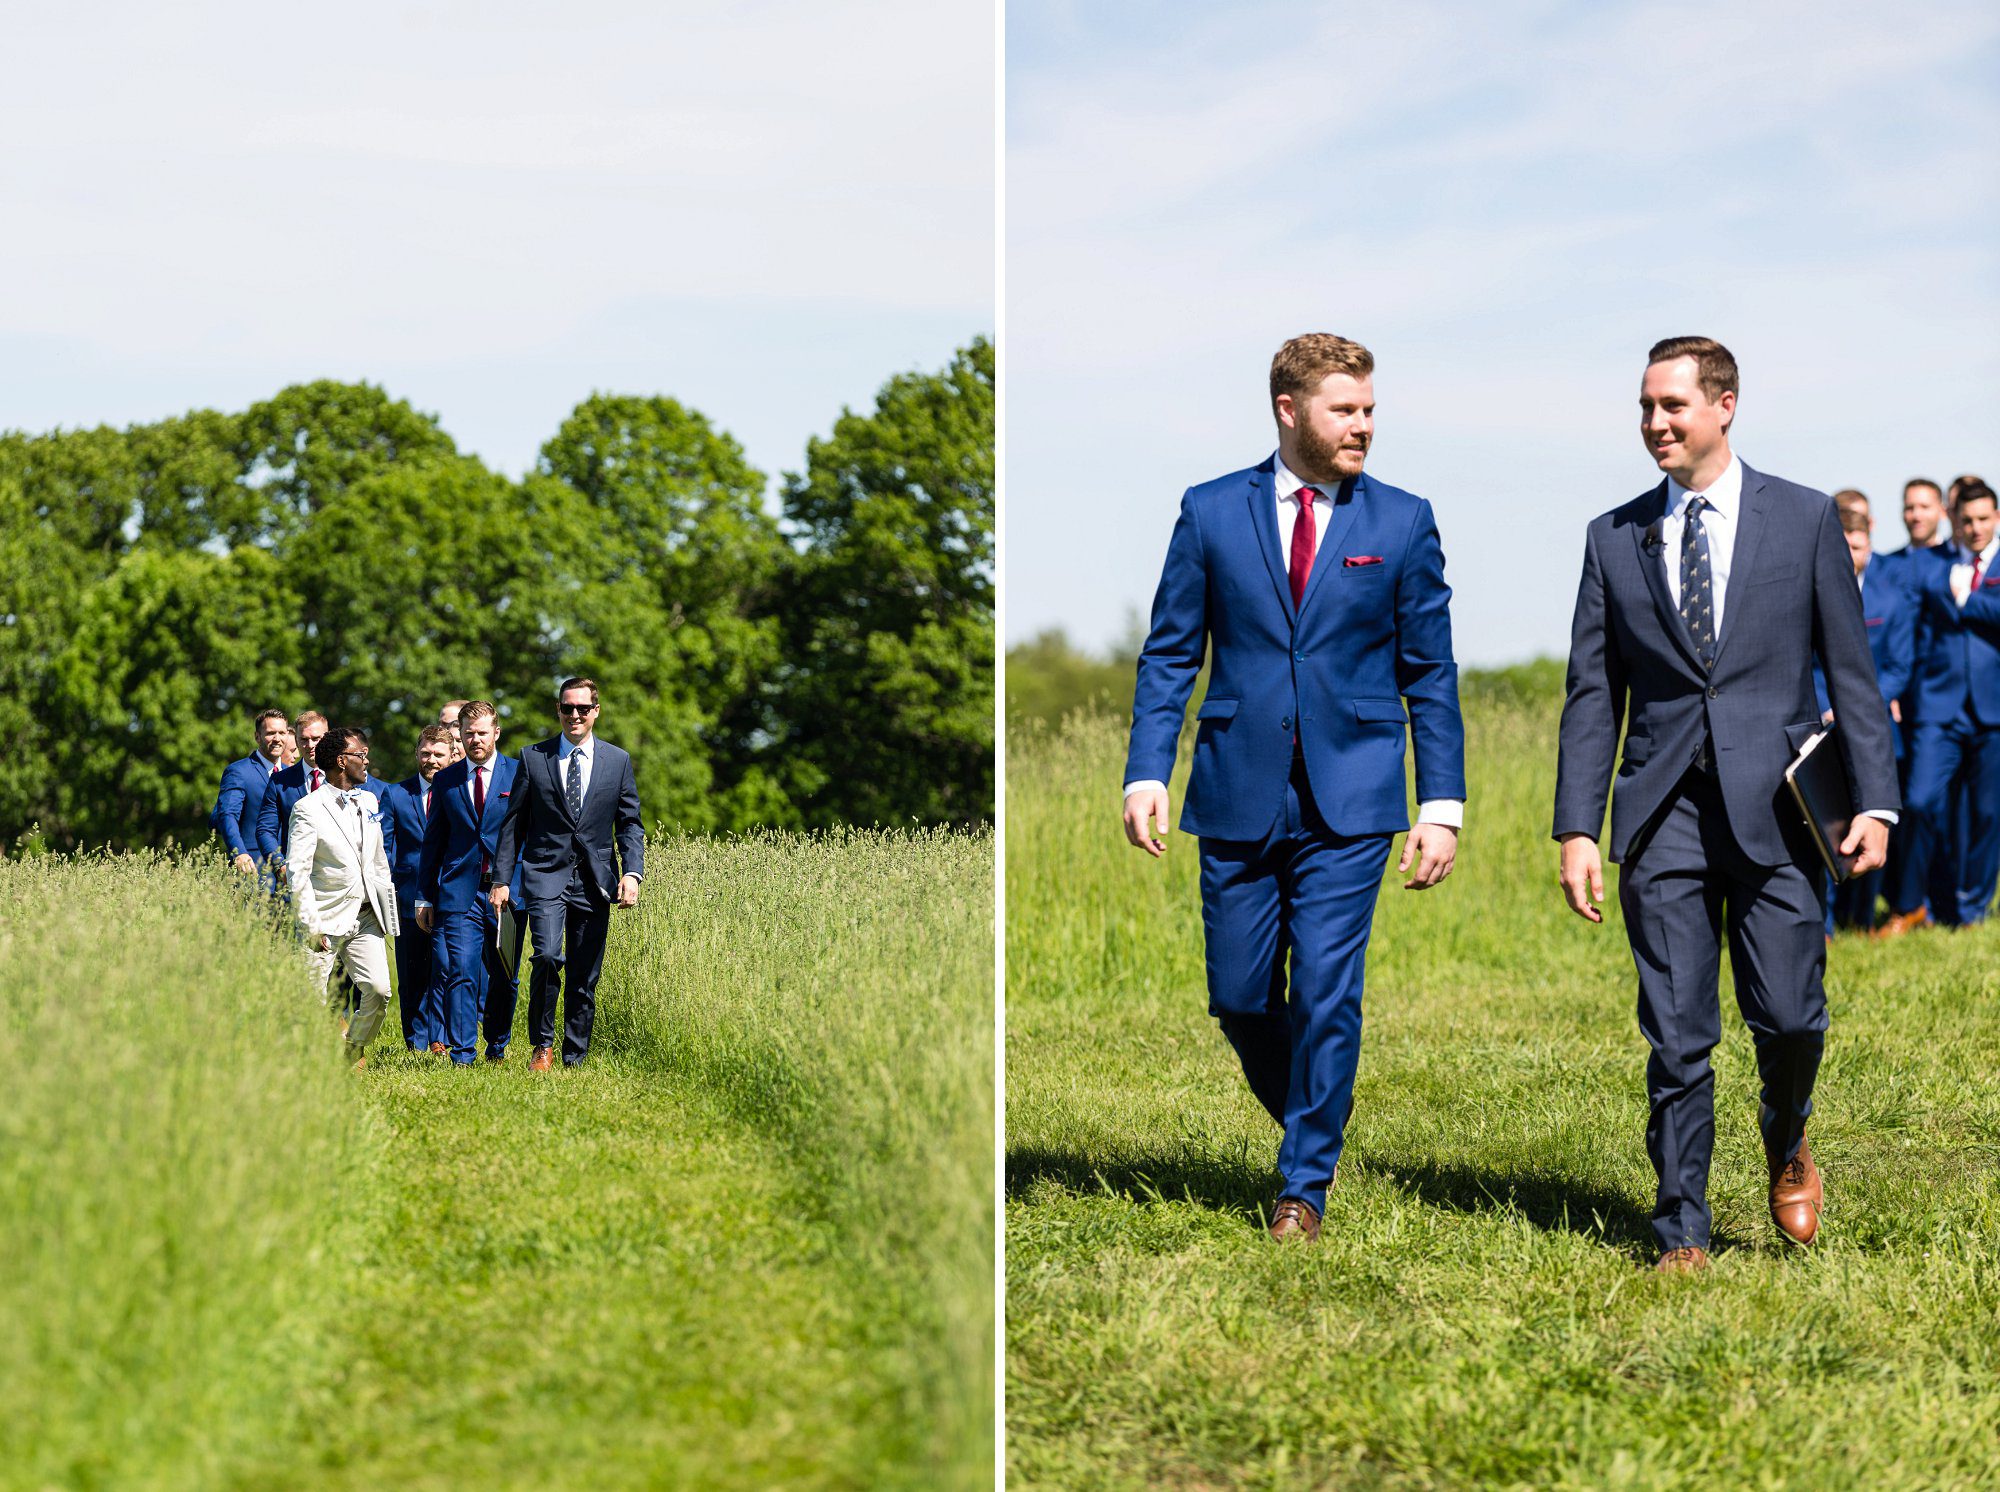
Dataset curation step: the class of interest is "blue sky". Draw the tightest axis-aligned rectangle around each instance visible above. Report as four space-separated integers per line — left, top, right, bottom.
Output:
1006 0 2000 666
0 1 994 485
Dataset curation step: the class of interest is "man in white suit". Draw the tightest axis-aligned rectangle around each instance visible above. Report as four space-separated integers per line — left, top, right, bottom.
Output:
287 725 401 1067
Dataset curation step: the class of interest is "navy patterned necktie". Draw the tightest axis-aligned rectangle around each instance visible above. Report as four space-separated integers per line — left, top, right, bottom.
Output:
1680 495 1717 669
566 748 584 819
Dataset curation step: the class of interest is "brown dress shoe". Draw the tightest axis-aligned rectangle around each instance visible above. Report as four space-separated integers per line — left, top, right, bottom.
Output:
1768 1138 1823 1246
1655 1245 1710 1273
1268 1198 1321 1242
528 1046 555 1072
428 1041 449 1055
346 1043 367 1070
1874 906 1930 940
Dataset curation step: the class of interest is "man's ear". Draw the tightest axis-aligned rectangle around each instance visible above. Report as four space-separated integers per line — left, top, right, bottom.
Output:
1274 393 1298 432
1716 389 1736 434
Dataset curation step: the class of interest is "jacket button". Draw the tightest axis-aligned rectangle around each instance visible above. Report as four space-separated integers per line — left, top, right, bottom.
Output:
1294 650 1305 661
1707 686 1719 699
1281 716 1293 730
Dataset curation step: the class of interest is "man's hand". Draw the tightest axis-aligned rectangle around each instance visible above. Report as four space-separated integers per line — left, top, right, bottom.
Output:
317 933 332 952
232 853 256 874
616 874 640 909
490 884 510 915
415 904 435 933
1399 823 1458 890
1123 788 1171 858
1559 833 1606 923
1841 816 1891 876
1890 699 1903 724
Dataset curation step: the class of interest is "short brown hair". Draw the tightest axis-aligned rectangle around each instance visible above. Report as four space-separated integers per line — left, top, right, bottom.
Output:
1647 336 1739 406
1956 480 1997 512
1269 334 1374 414
417 723 456 751
558 677 600 707
458 700 497 726
254 707 288 732
1904 477 1942 502
1831 488 1869 516
440 699 469 719
294 709 328 735
1838 505 1872 536
1949 474 1988 505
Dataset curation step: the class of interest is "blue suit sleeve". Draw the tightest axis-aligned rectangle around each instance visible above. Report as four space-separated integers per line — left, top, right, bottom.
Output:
616 753 645 880
256 775 284 863
214 767 250 856
1122 490 1208 786
1394 498 1465 804
1874 582 1915 704
1812 501 1899 811
418 788 446 904
378 792 397 871
1553 523 1628 841
1956 577 2000 639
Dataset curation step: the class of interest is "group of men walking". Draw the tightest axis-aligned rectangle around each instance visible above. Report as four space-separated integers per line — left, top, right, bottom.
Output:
1125 330 1988 1273
211 679 646 1071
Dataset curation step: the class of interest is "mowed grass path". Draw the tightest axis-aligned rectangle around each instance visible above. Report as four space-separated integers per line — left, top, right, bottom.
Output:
3 830 990 1491
1007 675 2000 1490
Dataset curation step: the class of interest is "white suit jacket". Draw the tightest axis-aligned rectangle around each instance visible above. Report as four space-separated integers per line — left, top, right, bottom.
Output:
286 785 402 939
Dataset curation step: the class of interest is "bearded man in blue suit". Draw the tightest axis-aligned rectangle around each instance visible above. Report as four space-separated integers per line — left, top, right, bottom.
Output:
1123 334 1466 1244
415 700 525 1066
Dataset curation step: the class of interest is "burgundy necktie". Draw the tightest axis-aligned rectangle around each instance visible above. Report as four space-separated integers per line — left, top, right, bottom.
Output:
473 766 489 878
310 767 322 792
1290 486 1320 608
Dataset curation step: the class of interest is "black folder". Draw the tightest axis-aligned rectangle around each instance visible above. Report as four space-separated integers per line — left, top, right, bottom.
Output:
1784 722 1855 882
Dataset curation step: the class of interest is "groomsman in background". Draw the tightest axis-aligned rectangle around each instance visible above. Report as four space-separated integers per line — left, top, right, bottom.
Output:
1888 481 2000 931
212 708 290 878
440 700 469 761
415 701 524 1066
381 725 456 1053
257 710 331 873
492 679 645 1071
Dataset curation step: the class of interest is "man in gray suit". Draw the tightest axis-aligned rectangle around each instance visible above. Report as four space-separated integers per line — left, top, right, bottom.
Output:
1553 337 1898 1273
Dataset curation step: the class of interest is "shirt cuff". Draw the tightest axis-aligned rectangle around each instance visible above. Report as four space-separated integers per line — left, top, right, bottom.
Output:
1416 799 1464 829
1122 779 1167 800
1859 809 1899 826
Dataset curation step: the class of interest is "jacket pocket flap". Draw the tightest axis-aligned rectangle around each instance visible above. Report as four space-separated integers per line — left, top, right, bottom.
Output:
1621 733 1651 763
1783 719 1822 752
1195 697 1239 720
1353 697 1406 723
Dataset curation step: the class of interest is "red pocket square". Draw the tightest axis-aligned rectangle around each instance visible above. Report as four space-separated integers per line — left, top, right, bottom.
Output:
1866 616 1885 626
1984 574 2000 587
1343 555 1384 567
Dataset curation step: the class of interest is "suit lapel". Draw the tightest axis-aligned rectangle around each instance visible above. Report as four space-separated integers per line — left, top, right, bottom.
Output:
1709 463 1769 669
323 790 364 859
1633 481 1706 672
551 741 580 826
1245 461 1295 624
1296 474 1363 621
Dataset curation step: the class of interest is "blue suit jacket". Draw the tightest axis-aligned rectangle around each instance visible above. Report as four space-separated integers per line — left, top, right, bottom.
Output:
1908 555 2000 727
1124 459 1464 841
492 738 647 908
211 753 277 858
379 774 433 913
259 761 398 867
1554 463 1899 866
417 754 523 913
1813 561 1916 755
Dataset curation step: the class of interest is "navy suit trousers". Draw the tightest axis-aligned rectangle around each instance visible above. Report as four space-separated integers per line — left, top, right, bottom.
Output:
1896 718 2000 925
439 898 523 1063
392 900 443 1049
1200 758 1392 1216
1618 766 1827 1252
526 872 613 1064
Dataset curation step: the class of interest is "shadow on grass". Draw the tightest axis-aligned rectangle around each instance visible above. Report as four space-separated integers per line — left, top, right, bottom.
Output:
1008 1144 1752 1259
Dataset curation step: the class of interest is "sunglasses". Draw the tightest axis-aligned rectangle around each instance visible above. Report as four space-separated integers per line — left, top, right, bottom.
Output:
559 703 596 715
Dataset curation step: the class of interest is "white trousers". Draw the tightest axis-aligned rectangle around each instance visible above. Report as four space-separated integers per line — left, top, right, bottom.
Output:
308 903 393 1048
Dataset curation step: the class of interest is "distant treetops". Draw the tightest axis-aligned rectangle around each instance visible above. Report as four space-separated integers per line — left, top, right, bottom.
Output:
0 338 993 850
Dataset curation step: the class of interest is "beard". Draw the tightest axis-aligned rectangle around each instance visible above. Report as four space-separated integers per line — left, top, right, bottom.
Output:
1292 419 1368 485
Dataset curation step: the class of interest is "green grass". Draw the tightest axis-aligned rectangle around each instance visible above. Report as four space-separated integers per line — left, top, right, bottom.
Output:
1006 681 2000 1490
1 829 991 1491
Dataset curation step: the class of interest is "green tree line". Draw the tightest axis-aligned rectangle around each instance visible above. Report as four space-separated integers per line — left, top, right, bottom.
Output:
1 339 993 849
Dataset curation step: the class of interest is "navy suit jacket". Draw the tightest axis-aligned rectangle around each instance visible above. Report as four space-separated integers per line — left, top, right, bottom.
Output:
1124 459 1464 841
1908 554 2000 727
417 754 523 913
211 753 277 858
379 774 433 913
1554 463 1899 867
492 737 646 908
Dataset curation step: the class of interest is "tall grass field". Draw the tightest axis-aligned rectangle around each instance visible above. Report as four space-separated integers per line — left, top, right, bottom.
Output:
2 828 991 1491
1007 667 2000 1489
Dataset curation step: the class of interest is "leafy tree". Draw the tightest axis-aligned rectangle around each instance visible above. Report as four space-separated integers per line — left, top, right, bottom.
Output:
537 395 791 828
778 338 994 827
234 381 457 543
45 547 304 848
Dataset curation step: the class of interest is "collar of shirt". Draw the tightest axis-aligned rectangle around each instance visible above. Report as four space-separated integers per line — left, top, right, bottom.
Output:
1273 453 1327 506
557 733 592 763
1665 453 1743 522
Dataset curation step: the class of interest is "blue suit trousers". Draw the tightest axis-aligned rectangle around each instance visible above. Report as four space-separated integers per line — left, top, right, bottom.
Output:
439 899 523 1063
393 903 443 1050
1618 766 1827 1252
1898 719 2000 925
526 873 612 1065
1200 758 1392 1216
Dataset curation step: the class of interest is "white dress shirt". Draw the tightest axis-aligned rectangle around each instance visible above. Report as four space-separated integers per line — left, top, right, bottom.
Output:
1663 455 1743 631
557 733 593 803
465 757 493 806
1124 453 1464 831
